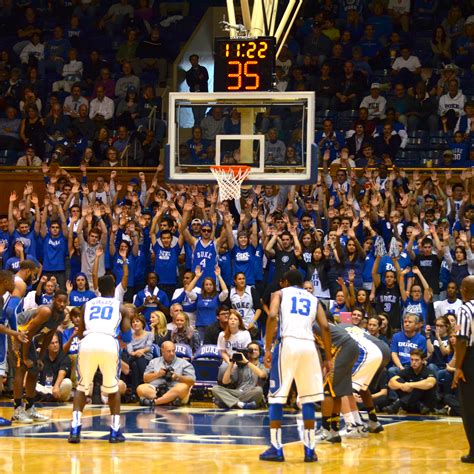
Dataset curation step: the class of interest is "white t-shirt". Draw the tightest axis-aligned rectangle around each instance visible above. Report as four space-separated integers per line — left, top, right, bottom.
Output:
217 330 251 356
435 298 462 318
392 55 421 72
388 0 410 14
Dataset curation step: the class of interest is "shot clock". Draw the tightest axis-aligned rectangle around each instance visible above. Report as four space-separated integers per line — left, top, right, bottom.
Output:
214 37 275 92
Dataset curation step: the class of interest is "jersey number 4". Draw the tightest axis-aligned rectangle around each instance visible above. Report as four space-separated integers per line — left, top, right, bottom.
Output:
89 305 113 320
290 297 311 317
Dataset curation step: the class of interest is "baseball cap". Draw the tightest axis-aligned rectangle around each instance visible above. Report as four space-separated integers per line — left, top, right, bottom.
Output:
201 221 212 229
191 218 202 225
444 63 457 71
443 150 454 156
129 178 139 185
370 83 380 89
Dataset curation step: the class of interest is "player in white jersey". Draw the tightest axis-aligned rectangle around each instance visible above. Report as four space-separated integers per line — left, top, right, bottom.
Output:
260 270 332 463
68 275 131 444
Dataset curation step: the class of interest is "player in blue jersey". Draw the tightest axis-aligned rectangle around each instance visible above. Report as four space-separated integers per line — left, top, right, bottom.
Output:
261 270 332 463
69 274 131 443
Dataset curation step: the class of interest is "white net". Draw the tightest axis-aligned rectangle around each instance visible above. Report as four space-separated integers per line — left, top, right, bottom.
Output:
210 166 251 201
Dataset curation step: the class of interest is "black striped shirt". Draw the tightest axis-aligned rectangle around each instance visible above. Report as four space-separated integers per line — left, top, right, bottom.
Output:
456 301 474 346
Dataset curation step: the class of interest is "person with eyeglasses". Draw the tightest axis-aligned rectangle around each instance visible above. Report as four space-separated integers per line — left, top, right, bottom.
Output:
425 315 452 378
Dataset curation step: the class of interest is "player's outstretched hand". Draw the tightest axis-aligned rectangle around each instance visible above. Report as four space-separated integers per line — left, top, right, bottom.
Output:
264 349 272 369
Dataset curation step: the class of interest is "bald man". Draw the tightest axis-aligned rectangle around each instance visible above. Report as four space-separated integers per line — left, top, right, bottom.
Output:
453 275 474 464
137 341 196 406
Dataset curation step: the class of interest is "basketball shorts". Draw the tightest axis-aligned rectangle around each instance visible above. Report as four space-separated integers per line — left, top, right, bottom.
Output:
76 333 120 394
15 339 40 373
352 338 383 392
268 337 324 405
325 338 359 398
0 334 7 375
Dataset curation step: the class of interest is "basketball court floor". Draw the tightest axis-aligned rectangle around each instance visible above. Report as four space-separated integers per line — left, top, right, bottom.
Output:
0 402 469 473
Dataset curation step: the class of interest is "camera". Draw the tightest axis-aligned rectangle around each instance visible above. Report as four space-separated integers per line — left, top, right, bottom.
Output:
231 348 249 363
163 367 174 382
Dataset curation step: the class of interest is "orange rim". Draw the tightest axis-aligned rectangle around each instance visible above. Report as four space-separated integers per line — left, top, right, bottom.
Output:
210 165 251 177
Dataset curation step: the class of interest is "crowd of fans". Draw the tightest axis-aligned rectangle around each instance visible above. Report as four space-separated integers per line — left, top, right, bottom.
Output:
0 1 472 417
0 158 471 412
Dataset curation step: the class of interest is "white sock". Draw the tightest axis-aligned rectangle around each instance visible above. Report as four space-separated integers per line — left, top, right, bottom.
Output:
270 428 282 450
343 412 354 426
304 428 315 450
72 411 82 428
111 414 120 431
237 402 244 408
352 410 362 425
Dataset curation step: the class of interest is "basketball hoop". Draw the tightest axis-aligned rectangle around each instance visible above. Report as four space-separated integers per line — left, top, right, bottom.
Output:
210 165 251 201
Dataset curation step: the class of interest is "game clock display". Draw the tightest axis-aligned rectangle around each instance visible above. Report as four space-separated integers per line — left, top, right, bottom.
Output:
214 37 275 92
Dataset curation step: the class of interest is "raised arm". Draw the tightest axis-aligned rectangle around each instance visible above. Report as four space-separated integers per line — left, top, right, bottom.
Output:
412 265 432 303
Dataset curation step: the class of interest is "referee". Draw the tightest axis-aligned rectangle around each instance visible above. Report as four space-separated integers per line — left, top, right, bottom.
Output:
452 275 474 464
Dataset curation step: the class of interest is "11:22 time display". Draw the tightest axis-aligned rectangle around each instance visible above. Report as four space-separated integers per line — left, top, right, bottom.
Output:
214 37 275 92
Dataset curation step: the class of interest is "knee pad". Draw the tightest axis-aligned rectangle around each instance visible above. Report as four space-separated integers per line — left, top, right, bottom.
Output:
269 404 283 422
302 402 315 421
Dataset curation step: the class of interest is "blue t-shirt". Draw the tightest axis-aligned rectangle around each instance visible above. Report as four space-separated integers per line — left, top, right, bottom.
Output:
218 250 232 289
192 239 218 286
196 294 221 327
5 254 39 273
62 327 80 355
11 228 37 258
42 232 68 271
133 288 170 323
391 331 427 365
403 297 429 325
153 241 181 285
231 245 256 285
69 289 96 307
112 253 137 288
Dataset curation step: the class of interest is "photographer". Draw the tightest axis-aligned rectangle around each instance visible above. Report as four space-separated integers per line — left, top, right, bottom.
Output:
212 342 268 409
136 341 195 406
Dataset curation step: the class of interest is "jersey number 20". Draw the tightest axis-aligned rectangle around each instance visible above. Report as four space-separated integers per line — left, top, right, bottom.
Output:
89 305 113 320
290 297 311 316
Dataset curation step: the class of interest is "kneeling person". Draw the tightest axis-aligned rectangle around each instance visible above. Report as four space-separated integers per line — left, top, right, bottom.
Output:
137 341 196 406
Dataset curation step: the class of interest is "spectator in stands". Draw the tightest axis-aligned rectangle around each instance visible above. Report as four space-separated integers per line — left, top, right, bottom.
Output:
326 44 345 79
265 128 286 165
316 119 344 162
426 315 452 378
39 26 71 78
170 311 201 353
185 126 210 164
133 272 170 324
200 107 225 142
367 1 393 41
391 46 422 90
360 83 387 121
406 81 439 133
455 101 473 136
387 0 410 33
14 7 42 57
314 63 337 110
431 26 452 69
439 80 466 132
63 84 88 120
387 84 411 128
358 24 382 65
19 87 42 116
89 85 114 126
16 144 42 168
137 341 196 407
455 21 474 69
150 311 171 347
115 62 140 100
203 306 230 345
19 32 44 68
446 132 470 166
441 5 465 41
357 106 376 135
346 123 374 162
19 105 45 157
303 21 333 66
72 105 95 144
0 106 22 150
99 0 134 38
35 332 72 402
390 313 427 377
93 67 115 99
82 51 106 95
212 341 267 409
44 103 70 154
136 26 169 84
116 29 139 68
116 87 139 130
435 282 462 318
375 122 401 159
351 46 372 78
1 68 23 108
126 313 154 397
335 61 365 111
52 48 83 93
387 348 437 414
185 54 209 126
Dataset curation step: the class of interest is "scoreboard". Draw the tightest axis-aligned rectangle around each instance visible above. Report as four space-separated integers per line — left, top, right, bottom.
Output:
214 37 275 92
